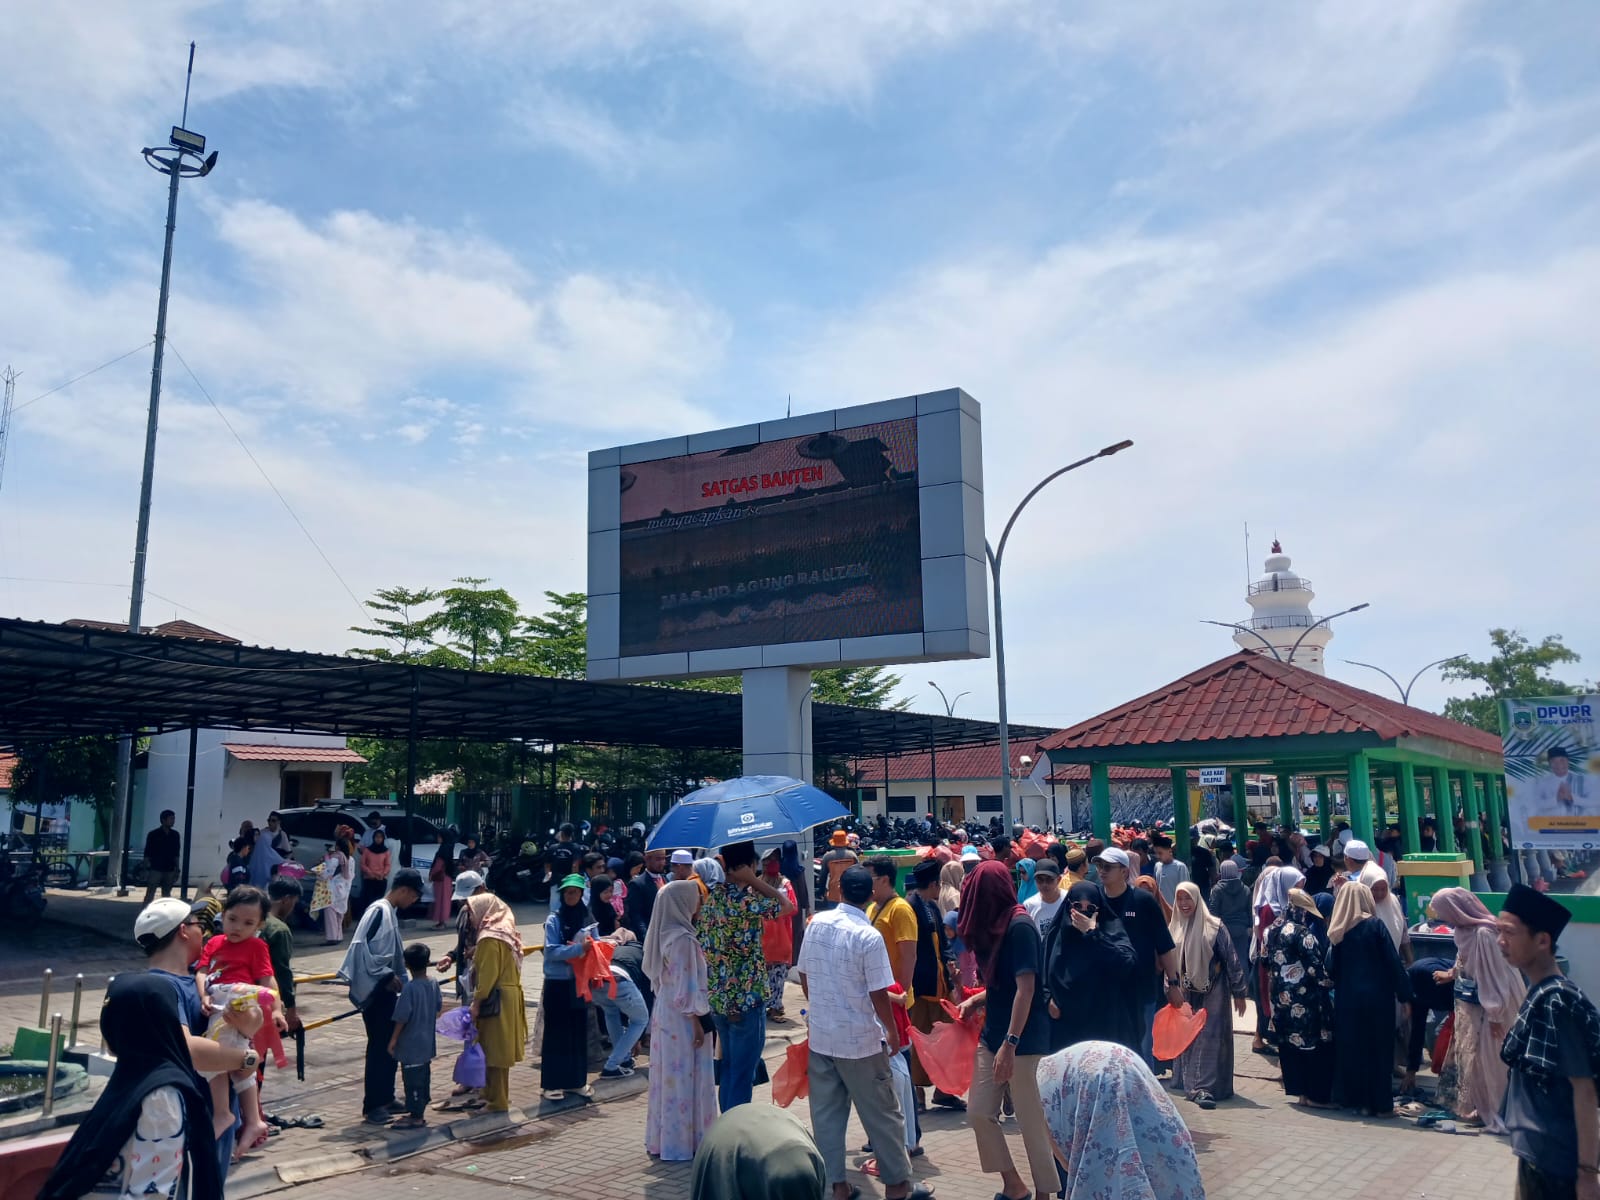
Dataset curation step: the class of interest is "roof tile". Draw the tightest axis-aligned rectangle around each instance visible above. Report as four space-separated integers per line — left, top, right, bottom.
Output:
1039 652 1502 756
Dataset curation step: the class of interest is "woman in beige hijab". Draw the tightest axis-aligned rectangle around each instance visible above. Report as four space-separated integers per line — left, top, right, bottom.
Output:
1166 881 1248 1109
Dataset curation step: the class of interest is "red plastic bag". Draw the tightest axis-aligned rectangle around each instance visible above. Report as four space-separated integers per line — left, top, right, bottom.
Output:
907 999 980 1098
772 1038 810 1107
1431 1012 1454 1075
572 938 617 1002
1152 1002 1207 1061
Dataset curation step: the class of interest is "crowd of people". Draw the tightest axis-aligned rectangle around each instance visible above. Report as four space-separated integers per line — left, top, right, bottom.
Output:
39 810 1600 1200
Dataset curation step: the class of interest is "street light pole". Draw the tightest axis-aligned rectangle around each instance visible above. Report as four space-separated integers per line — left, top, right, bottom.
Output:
1200 603 1370 672
990 439 1133 830
927 682 966 823
108 43 219 893
1285 603 1369 665
1343 655 1465 705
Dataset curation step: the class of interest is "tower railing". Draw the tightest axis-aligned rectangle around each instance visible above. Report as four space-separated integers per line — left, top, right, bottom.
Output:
1248 577 1312 596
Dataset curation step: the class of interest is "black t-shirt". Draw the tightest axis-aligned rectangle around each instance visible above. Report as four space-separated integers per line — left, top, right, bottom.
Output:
980 917 1052 1055
545 841 579 880
909 893 946 998
144 826 181 871
1102 885 1175 1003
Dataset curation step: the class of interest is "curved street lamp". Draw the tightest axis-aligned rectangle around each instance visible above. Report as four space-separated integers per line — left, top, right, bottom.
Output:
1201 603 1370 669
990 439 1134 828
1343 654 1465 705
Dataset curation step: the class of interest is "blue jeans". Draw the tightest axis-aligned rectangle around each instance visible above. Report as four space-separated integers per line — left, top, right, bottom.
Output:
593 973 649 1071
712 1004 767 1111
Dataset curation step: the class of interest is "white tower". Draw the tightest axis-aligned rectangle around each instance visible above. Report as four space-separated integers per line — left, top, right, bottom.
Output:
1234 540 1331 673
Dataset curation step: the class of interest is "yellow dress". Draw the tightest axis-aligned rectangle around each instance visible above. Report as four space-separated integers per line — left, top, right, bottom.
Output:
473 937 527 1068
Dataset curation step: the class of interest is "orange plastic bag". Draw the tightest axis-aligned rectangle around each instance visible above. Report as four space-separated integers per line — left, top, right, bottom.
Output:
1152 1002 1207 1061
907 998 980 1098
772 1038 810 1107
572 938 617 1002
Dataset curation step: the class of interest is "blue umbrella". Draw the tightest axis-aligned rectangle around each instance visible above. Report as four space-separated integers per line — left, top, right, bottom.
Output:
646 775 850 851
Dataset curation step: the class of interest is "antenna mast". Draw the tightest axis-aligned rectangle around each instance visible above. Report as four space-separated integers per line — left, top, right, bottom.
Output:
0 366 16 494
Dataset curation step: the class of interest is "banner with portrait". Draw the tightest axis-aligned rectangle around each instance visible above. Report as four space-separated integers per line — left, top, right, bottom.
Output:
1502 696 1599 850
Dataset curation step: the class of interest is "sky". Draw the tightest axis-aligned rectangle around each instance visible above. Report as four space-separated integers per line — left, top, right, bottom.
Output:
1 2 1597 732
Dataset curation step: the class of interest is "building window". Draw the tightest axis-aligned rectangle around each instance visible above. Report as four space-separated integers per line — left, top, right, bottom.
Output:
886 795 916 813
976 794 1003 813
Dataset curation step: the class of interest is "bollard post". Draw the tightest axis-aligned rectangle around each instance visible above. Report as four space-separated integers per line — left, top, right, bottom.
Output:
38 968 53 1027
42 1014 63 1115
70 974 85 1046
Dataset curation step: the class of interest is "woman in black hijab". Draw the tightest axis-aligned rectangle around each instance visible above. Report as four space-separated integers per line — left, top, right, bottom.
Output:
590 875 619 936
41 973 222 1200
1041 880 1140 1052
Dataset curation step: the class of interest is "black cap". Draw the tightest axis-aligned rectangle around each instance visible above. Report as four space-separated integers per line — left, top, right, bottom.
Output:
839 865 874 905
910 859 942 888
1549 745 1572 760
1503 882 1571 941
1034 859 1061 879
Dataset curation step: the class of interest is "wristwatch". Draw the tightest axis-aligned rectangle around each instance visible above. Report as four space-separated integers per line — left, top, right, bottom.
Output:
241 1048 260 1070
1005 1033 1021 1047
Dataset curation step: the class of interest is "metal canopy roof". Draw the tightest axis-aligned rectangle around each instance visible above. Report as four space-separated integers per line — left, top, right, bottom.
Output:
0 618 1052 756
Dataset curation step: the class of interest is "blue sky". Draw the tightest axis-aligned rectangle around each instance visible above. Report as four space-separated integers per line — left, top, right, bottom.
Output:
1 2 1597 728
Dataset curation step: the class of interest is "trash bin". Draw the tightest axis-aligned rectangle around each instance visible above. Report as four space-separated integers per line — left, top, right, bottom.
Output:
1397 853 1475 925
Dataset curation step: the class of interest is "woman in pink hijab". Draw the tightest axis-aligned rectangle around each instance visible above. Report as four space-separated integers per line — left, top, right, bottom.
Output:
1427 887 1528 1131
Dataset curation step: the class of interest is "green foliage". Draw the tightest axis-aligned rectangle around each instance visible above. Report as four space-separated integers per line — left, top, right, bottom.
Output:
506 592 588 679
343 576 909 816
11 735 122 839
1441 628 1586 733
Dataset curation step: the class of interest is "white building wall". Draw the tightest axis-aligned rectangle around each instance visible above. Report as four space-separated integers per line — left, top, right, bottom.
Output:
142 729 350 890
866 760 1062 828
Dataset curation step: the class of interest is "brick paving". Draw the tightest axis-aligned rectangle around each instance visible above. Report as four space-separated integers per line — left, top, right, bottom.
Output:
2 893 1519 1199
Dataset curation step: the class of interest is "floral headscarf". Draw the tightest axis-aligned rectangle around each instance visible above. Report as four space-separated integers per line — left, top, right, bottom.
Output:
1038 1040 1205 1200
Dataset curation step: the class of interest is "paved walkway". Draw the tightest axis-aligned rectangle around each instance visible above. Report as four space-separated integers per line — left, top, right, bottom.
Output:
0 891 1519 1199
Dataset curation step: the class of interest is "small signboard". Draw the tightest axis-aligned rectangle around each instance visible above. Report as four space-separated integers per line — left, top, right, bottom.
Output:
1199 768 1227 787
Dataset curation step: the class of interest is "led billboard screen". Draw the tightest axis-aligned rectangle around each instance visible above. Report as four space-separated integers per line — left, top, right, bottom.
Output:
588 390 988 681
618 417 922 656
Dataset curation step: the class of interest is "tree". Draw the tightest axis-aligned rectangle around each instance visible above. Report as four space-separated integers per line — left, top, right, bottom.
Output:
508 591 588 679
11 735 122 847
1441 628 1586 733
348 585 439 661
434 577 520 670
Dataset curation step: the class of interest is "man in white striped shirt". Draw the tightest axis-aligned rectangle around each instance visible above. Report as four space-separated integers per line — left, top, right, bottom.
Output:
797 866 936 1200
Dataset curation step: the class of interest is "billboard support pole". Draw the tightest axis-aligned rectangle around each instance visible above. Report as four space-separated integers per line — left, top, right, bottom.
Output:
742 667 813 785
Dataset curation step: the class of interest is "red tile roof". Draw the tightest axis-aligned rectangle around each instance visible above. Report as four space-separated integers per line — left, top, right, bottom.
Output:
64 618 241 644
0 752 14 790
1045 765 1179 783
853 741 1035 784
1039 652 1502 756
222 744 368 764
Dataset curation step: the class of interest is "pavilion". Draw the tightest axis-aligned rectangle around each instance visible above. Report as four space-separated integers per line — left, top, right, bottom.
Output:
1037 652 1506 876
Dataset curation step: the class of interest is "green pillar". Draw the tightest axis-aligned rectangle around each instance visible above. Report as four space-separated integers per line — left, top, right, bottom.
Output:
1480 772 1504 866
1459 773 1484 871
1091 764 1112 842
444 789 461 829
510 784 532 836
1230 769 1250 835
1170 769 1191 859
1316 777 1332 840
1276 771 1296 831
1430 766 1457 853
1397 762 1421 855
1373 776 1388 830
1347 751 1375 844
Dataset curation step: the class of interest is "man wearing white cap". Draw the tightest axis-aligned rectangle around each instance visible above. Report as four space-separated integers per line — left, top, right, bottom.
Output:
669 849 696 881
1340 839 1396 888
133 898 262 1182
1092 847 1180 1070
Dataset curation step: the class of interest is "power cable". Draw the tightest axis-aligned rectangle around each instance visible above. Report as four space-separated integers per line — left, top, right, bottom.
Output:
165 340 370 622
12 341 155 414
